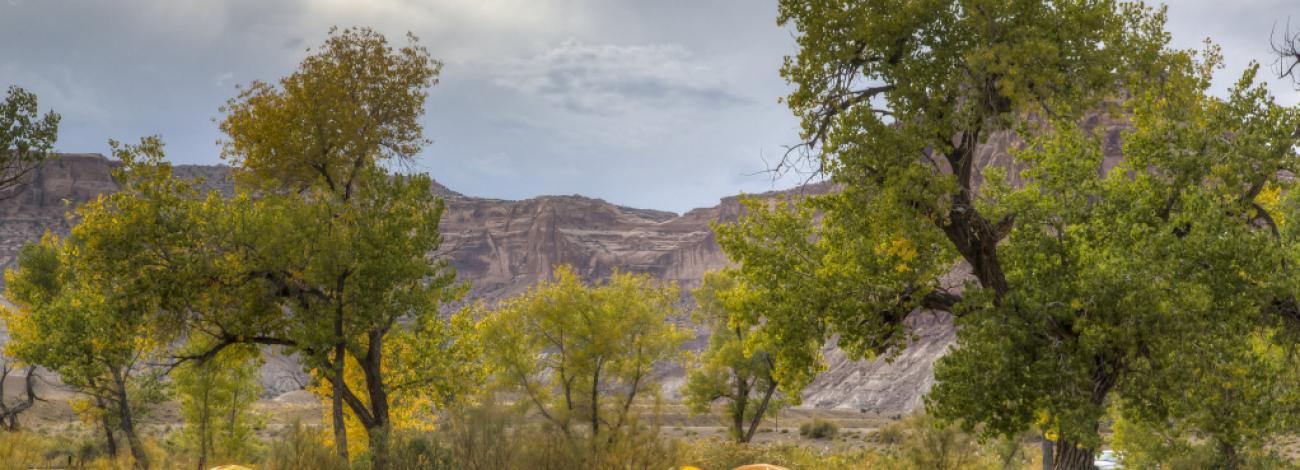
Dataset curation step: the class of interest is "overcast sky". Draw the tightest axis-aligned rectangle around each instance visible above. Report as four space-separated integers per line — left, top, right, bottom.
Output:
2 1 1298 213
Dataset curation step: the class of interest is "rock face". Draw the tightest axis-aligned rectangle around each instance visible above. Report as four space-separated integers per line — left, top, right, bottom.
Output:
0 153 952 413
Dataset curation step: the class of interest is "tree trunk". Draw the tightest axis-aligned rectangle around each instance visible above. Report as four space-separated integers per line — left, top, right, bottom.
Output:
1052 441 1093 470
732 377 749 443
93 391 119 458
331 343 349 461
1050 363 1118 470
361 330 392 470
0 366 39 431
226 387 241 451
590 358 603 449
1218 441 1240 470
111 369 150 469
197 382 211 470
744 380 778 443
366 423 391 470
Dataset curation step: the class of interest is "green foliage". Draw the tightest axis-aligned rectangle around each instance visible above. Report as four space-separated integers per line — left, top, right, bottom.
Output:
683 269 786 443
2 138 184 468
219 26 439 192
673 438 894 470
798 419 838 440
384 430 454 470
476 265 688 455
1111 334 1300 469
0 85 59 195
440 397 523 470
215 27 465 467
263 422 350 470
173 342 264 466
881 414 1012 470
721 1 1300 465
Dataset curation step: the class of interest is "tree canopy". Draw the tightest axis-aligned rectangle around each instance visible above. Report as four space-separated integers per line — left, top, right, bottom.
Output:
718 1 1300 468
477 266 688 459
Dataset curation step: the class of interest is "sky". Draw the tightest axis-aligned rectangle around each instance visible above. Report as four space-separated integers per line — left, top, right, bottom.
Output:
1 1 1298 213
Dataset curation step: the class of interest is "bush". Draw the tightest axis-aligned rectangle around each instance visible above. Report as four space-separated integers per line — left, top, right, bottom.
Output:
674 437 885 470
799 419 838 440
440 400 522 470
387 430 454 470
262 422 349 470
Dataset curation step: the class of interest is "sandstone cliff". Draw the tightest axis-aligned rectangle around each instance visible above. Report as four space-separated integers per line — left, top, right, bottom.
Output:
0 153 963 413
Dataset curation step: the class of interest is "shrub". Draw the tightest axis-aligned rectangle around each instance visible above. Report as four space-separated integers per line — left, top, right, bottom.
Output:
262 422 348 470
799 419 838 440
387 430 453 470
440 399 522 470
674 437 885 470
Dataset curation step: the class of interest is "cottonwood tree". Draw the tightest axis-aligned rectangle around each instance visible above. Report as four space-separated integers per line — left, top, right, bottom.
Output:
682 269 785 443
2 139 185 469
173 341 263 470
719 2 1300 469
191 26 472 469
477 266 688 457
0 85 59 431
0 85 59 198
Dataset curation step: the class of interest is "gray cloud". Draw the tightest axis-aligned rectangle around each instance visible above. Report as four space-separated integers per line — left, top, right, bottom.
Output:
0 1 1296 213
493 40 750 115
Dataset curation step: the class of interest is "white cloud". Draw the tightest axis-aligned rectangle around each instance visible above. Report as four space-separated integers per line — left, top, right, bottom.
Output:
491 40 749 116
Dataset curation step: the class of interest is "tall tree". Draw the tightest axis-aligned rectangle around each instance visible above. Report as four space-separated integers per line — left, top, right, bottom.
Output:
477 266 688 457
204 27 467 469
0 85 59 430
682 269 785 443
722 2 1300 469
2 139 184 469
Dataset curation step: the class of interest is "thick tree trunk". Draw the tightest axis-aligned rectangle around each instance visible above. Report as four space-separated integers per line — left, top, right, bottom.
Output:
111 369 150 469
1218 441 1240 470
361 330 392 470
366 423 391 470
1052 441 1094 470
1050 362 1119 470
732 377 749 443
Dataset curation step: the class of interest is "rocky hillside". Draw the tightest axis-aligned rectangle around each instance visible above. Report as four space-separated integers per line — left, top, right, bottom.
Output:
0 153 970 413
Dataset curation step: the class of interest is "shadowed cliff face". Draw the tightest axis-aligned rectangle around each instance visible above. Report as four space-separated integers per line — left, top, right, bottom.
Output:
2 144 1135 412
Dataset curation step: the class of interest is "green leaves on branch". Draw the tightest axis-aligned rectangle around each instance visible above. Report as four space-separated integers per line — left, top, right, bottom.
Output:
721 1 1300 466
683 269 787 443
0 85 59 196
476 266 688 451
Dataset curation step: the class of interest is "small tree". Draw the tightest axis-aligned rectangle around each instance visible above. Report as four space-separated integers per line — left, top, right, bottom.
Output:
477 266 688 456
173 341 263 469
0 360 39 431
683 269 785 443
3 237 163 469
